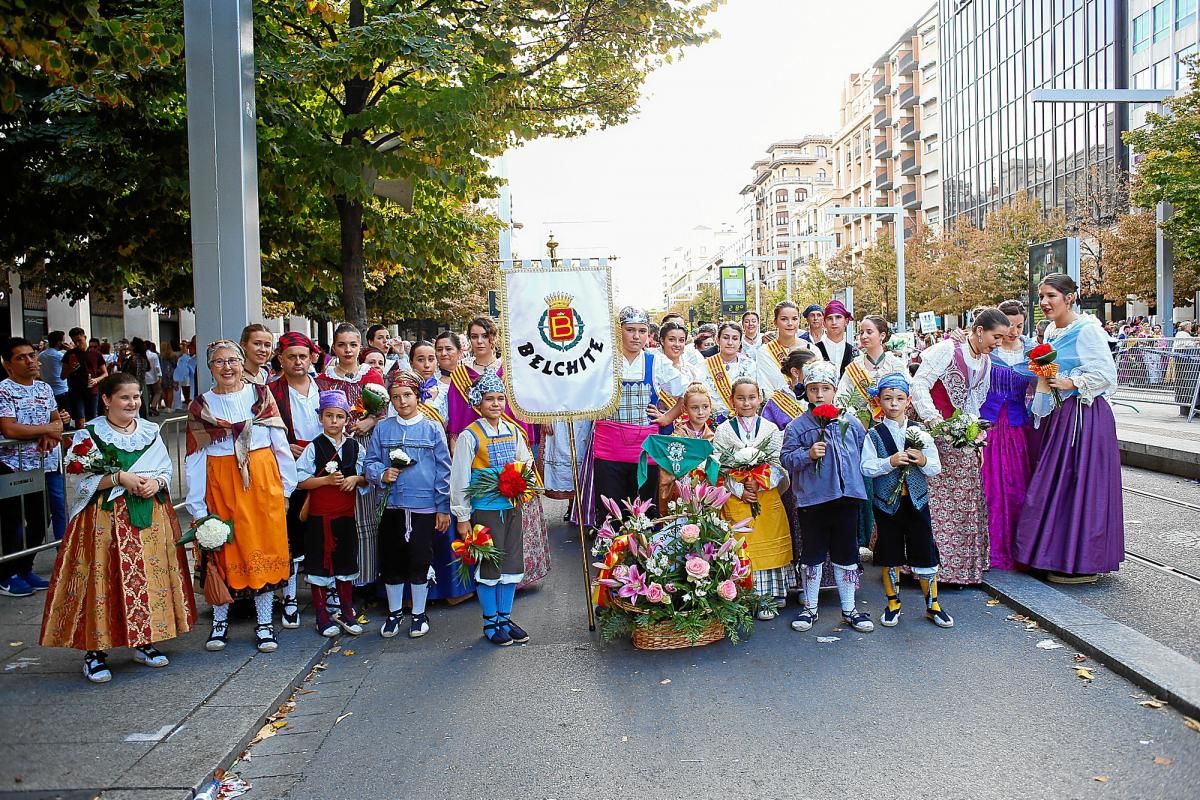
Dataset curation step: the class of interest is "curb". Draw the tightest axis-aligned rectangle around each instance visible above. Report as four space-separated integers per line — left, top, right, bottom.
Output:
1118 437 1200 480
983 571 1200 719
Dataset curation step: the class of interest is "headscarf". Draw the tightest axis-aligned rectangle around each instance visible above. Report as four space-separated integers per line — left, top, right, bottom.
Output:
467 370 506 407
206 339 245 364
802 304 823 318
802 360 839 387
619 306 650 326
388 369 422 394
867 372 910 398
318 390 351 414
823 299 851 320
278 331 318 354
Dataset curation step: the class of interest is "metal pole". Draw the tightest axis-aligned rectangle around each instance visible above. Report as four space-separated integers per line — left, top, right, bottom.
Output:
183 0 264 393
1156 201 1174 337
785 241 793 303
498 153 513 264
566 419 596 632
894 220 907 333
754 265 761 316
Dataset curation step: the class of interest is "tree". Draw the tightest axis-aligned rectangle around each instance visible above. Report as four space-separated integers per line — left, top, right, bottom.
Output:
792 255 833 310
1065 165 1129 296
855 239 897 319
1126 57 1200 275
961 193 1065 308
255 0 719 330
904 223 966 317
1096 208 1200 304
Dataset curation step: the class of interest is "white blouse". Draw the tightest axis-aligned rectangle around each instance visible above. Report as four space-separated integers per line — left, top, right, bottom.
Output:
910 339 992 421
700 352 757 418
184 385 298 519
755 338 815 396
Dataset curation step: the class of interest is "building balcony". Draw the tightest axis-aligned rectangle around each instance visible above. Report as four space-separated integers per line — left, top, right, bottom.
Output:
896 50 916 76
873 74 889 98
874 192 892 208
902 187 921 209
874 132 893 159
897 82 918 109
875 165 894 191
900 149 921 176
904 216 917 241
873 102 892 129
899 116 919 142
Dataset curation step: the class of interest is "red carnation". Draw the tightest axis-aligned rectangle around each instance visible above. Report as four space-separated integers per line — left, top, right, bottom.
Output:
1029 343 1053 360
497 464 528 500
71 440 93 456
66 460 84 475
811 403 840 424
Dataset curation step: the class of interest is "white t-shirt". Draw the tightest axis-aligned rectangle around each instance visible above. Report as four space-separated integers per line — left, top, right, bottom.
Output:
146 351 161 385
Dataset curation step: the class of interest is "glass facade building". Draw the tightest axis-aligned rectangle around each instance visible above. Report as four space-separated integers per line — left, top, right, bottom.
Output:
940 0 1128 224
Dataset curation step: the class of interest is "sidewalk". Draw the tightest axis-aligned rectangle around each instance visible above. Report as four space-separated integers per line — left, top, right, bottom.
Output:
0 549 332 800
1113 401 1200 480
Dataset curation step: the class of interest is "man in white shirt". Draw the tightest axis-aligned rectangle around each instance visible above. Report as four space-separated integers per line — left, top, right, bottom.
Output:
815 299 855 379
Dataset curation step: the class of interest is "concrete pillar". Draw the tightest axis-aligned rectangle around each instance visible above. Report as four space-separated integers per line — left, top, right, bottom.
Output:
46 293 91 334
122 291 160 342
179 309 197 342
6 272 21 337
263 317 284 336
287 316 310 335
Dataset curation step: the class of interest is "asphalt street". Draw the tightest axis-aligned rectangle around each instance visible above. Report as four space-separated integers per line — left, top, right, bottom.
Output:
234 499 1200 800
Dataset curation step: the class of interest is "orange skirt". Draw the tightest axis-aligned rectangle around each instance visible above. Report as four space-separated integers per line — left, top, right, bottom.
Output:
203 449 291 594
41 497 197 650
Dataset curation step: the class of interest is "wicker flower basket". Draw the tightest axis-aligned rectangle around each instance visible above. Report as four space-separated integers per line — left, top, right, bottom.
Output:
611 595 727 650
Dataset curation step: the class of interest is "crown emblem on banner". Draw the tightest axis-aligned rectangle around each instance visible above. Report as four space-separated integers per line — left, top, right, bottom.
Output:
544 292 574 309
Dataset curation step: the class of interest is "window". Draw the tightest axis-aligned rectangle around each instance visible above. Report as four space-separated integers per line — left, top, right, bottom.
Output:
1133 12 1150 53
925 136 939 153
794 188 808 202
1154 2 1171 41
817 146 828 158
1178 0 1197 28
1154 58 1172 88
775 189 788 203
923 64 937 82
1179 44 1198 86
775 211 788 226
1132 67 1151 89
816 169 827 181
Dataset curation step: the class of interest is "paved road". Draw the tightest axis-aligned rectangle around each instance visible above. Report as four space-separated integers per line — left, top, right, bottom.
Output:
236 499 1200 800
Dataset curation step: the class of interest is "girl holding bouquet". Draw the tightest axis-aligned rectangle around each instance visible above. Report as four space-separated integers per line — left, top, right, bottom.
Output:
449 372 538 646
185 341 297 654
714 378 793 620
366 371 452 639
657 382 716 512
909 308 1008 585
316 323 387 588
1016 274 1124 584
41 372 197 683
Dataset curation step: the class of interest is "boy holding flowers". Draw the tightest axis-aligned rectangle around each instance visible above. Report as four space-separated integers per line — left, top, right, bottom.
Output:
450 372 540 646
296 391 367 638
859 373 950 628
365 371 452 639
780 361 873 633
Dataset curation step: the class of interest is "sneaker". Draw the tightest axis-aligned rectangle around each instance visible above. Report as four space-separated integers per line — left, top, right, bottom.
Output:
333 612 363 636
20 572 49 592
927 607 955 628
318 619 341 638
484 620 512 646
133 644 169 668
502 617 529 644
756 607 779 621
774 596 787 609
0 576 33 598
206 621 229 652
380 612 405 638
790 608 818 632
842 609 875 633
408 613 430 639
83 651 112 683
880 605 901 627
280 597 300 629
255 624 279 652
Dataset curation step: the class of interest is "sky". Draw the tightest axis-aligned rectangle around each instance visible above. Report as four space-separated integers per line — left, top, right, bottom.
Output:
505 0 934 305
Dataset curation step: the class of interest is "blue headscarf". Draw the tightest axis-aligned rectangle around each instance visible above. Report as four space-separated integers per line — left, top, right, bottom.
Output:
867 372 910 398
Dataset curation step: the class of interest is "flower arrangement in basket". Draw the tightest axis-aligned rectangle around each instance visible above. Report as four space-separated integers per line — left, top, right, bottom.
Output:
929 409 991 451
593 482 763 649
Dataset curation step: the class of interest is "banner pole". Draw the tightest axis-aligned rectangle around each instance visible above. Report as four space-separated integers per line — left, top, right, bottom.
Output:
566 419 596 632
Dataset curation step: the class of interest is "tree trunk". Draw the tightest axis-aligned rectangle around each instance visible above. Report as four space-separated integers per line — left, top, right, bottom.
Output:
336 194 368 331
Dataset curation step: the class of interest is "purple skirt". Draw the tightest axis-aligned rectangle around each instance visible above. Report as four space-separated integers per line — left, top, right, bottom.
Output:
1015 396 1124 574
982 405 1033 570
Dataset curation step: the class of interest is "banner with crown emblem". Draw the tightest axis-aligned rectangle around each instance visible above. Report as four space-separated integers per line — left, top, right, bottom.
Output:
499 263 620 421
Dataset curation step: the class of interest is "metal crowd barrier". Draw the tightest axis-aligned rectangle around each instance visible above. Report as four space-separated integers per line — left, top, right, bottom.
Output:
0 438 58 565
1114 337 1200 422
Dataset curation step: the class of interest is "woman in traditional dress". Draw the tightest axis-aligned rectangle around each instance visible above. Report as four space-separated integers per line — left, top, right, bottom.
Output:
407 340 445 424
185 341 297 653
981 300 1037 570
316 324 387 588
427 331 474 602
239 324 275 385
1016 274 1124 583
366 323 406 375
446 317 551 588
42 372 197 683
909 308 1009 585
700 322 757 425
756 301 815 399
659 320 704 385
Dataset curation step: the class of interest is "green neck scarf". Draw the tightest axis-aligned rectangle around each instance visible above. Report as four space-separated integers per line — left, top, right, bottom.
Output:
637 434 719 487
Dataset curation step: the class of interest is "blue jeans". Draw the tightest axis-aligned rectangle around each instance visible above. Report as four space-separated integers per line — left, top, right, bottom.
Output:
46 471 66 541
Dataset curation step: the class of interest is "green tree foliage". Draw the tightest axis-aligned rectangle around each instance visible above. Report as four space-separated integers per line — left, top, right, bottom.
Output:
1126 58 1200 275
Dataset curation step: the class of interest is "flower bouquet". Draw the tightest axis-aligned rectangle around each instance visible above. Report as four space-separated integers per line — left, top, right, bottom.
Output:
359 383 389 416
177 514 235 606
1027 343 1062 407
592 483 762 649
375 446 416 522
809 403 842 474
929 409 990 451
63 433 120 477
713 438 773 517
466 461 542 506
451 523 504 585
886 425 930 506
837 389 873 429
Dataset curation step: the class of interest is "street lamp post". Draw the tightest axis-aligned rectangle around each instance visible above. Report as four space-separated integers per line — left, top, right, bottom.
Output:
789 235 837 304
824 207 907 331
1030 88 1176 335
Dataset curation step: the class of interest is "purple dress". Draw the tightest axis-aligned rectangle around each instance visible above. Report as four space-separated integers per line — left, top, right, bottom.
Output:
980 348 1035 570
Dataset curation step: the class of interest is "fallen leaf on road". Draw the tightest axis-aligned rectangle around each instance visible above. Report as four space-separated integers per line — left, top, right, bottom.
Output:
342 649 355 657
297 688 316 694
621 736 628 742
1074 667 1095 681
1153 755 1172 766
570 688 583 693
1006 614 1029 622
1138 699 1167 709
659 679 671 685
8 641 22 647
335 713 353 725
1073 654 1087 662
1093 776 1109 783
1025 621 1040 630
1183 717 1200 733
248 723 277 745
1036 640 1064 650
986 599 1000 607
816 636 840 643
270 720 288 729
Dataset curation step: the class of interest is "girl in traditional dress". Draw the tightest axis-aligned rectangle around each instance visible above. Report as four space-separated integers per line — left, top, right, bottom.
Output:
657 382 716 512
42 372 197 683
700 322 757 424
366 324 406 375
185 341 297 653
316 324 387 589
909 308 1009 585
1016 274 1124 583
715 377 793 620
659 320 704 384
407 340 446 425
239 324 275 385
981 300 1037 570
447 317 551 588
756 301 815 398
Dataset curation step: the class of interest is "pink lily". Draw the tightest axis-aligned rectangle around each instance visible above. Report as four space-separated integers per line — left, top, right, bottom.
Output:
597 578 623 588
627 534 640 558
702 542 718 560
623 497 654 518
730 516 753 534
706 485 732 508
716 537 736 558
677 481 694 504
600 495 624 523
615 565 647 605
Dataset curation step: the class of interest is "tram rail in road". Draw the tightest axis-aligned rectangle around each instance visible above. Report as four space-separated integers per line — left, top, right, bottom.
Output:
1121 485 1200 587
